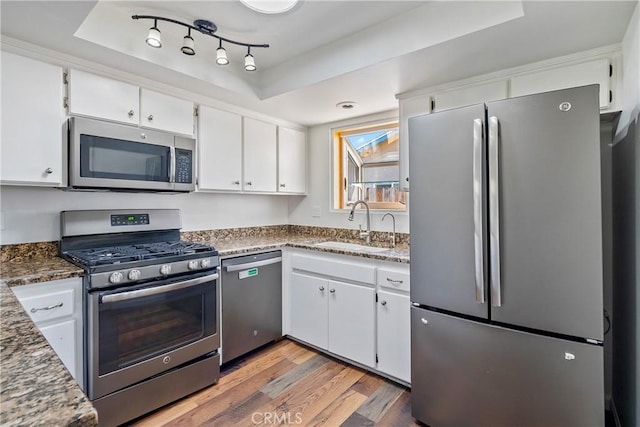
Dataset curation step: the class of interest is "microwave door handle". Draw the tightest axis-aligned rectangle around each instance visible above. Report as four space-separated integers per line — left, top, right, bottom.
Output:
100 272 219 304
169 146 176 183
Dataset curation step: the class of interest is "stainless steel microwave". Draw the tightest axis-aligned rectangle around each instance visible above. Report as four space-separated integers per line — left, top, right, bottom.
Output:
68 117 195 192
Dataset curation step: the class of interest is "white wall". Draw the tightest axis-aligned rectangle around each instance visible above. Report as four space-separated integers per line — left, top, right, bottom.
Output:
0 186 288 244
287 110 409 234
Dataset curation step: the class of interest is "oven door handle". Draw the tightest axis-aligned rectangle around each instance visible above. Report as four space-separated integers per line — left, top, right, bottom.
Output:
100 273 219 304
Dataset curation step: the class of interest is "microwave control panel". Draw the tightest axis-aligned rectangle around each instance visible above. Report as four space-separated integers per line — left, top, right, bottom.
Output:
175 149 193 184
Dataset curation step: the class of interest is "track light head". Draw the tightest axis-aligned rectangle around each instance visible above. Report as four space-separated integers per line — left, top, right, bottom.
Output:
216 43 229 66
181 30 195 55
146 20 162 48
244 48 256 71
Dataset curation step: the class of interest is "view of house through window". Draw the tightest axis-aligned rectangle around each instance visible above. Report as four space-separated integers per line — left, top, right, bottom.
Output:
333 121 406 211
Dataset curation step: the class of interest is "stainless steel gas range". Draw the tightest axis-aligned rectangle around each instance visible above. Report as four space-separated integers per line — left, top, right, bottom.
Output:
60 209 220 427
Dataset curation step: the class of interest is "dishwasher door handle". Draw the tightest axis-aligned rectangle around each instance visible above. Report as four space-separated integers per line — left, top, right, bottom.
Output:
225 257 282 272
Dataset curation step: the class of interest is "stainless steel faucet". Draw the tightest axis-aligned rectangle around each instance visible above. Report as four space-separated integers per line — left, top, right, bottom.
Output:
382 213 396 248
348 200 371 244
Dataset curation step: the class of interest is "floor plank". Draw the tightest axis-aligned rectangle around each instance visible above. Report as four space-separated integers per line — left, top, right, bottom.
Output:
131 339 416 427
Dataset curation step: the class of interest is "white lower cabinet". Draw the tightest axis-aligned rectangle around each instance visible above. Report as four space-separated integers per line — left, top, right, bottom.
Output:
376 290 411 383
286 250 409 380
12 278 83 387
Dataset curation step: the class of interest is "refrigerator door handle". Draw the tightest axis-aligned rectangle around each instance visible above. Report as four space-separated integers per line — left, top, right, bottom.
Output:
489 116 502 307
473 118 485 304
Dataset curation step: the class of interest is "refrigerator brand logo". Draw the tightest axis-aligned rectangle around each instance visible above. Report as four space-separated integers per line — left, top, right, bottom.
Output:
564 352 576 361
558 102 572 112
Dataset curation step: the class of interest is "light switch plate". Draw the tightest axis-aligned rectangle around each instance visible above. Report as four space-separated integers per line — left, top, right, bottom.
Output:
311 206 321 217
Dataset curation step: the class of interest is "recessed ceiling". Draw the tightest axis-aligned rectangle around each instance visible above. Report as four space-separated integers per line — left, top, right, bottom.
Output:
0 1 636 126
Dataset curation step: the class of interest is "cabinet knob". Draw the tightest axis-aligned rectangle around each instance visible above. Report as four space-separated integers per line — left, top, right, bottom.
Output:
319 286 325 291
147 114 154 121
45 168 53 174
329 288 336 293
246 181 252 186
280 183 286 188
381 300 387 306
128 109 135 118
233 180 240 185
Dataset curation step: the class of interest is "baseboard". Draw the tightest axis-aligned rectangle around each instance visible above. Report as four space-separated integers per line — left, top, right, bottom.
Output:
610 398 622 427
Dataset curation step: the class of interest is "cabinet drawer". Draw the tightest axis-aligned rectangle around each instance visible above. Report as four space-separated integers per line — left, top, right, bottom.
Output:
17 289 75 323
291 254 376 285
377 267 410 292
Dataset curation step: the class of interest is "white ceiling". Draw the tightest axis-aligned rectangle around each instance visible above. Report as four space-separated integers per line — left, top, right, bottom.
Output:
0 1 637 126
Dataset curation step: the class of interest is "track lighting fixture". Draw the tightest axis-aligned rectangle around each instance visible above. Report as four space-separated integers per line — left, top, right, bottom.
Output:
132 15 268 71
181 28 195 56
244 47 256 71
216 39 229 65
145 19 162 48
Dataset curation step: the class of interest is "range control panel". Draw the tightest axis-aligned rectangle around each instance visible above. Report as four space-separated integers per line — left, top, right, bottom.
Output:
111 213 150 226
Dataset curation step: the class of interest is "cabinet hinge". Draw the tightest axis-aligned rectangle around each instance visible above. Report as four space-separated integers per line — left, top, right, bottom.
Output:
193 106 199 117
375 292 378 303
609 90 613 103
430 98 436 111
63 96 68 109
375 354 379 363
63 72 68 85
609 64 613 78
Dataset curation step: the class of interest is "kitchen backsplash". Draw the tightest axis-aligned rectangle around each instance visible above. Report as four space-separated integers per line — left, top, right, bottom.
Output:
1 225 410 261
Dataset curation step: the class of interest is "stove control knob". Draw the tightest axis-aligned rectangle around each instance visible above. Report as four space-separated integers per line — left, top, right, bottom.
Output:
188 260 200 270
109 272 123 284
128 269 141 281
159 264 172 276
200 258 211 268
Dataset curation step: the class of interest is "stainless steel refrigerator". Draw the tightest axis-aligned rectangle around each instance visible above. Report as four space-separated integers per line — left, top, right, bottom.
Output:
409 85 604 426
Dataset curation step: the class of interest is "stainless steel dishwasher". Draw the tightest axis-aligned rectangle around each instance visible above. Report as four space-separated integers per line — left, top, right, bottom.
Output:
221 251 282 363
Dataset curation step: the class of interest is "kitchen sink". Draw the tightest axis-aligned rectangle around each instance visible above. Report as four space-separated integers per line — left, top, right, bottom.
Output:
314 241 389 253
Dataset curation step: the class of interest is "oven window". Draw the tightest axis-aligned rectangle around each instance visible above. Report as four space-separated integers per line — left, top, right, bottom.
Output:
97 281 216 375
80 135 170 182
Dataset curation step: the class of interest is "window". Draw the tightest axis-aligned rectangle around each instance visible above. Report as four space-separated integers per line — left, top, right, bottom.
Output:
333 121 406 211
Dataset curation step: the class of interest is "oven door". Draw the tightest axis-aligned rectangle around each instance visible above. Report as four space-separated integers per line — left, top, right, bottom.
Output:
69 116 191 192
86 271 219 400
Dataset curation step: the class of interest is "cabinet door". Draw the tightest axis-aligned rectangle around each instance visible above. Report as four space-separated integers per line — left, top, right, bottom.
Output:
243 117 277 192
140 88 194 136
510 58 611 109
398 95 431 191
277 127 306 194
197 106 242 191
39 319 77 379
68 69 139 125
328 280 375 367
377 291 410 383
432 80 507 112
290 272 328 349
1 51 65 186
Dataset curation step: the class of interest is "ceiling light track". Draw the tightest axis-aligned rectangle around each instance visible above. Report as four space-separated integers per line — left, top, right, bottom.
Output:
132 14 269 71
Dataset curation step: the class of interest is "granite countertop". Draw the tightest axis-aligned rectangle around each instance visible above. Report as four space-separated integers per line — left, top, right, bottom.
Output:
0 284 97 427
0 257 84 287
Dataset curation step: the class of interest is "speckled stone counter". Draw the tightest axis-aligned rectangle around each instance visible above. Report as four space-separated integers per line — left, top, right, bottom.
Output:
1 284 97 426
0 257 84 287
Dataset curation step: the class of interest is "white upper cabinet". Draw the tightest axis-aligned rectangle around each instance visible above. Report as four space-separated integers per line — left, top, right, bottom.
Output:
277 126 307 194
432 80 508 112
198 106 243 191
398 95 431 192
68 70 194 135
243 117 277 192
68 69 139 126
140 89 194 136
510 59 611 109
1 51 66 186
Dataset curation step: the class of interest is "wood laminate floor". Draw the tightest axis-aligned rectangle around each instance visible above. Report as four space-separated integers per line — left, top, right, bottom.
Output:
131 339 419 427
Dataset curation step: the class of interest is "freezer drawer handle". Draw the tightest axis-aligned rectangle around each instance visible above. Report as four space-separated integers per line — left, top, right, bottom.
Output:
225 256 282 272
473 118 486 304
488 116 502 307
